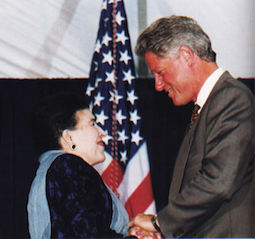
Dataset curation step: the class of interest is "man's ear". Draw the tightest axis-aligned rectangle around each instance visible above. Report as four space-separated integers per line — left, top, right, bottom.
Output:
179 45 195 66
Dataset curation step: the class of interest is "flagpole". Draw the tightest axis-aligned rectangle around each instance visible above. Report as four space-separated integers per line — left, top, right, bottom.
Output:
110 0 120 198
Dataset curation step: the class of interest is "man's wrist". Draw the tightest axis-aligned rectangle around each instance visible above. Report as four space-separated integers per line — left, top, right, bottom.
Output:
151 215 161 232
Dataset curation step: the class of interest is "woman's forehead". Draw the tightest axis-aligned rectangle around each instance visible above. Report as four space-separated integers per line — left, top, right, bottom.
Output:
75 109 94 123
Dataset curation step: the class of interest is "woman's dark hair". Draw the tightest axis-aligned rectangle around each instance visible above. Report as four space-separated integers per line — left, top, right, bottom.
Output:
30 92 89 155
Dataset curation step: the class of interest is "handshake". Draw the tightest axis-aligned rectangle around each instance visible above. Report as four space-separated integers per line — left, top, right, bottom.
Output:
127 214 162 239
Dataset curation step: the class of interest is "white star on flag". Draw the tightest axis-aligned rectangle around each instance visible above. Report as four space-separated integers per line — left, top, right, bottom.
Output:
127 90 138 104
118 130 129 144
119 50 132 64
86 83 95 97
116 11 125 25
131 130 143 146
116 30 128 45
105 70 115 84
95 78 102 88
120 150 128 164
102 32 112 46
94 92 104 107
109 91 123 104
102 51 113 65
95 39 101 53
130 110 141 125
95 110 108 125
123 69 135 84
116 109 127 124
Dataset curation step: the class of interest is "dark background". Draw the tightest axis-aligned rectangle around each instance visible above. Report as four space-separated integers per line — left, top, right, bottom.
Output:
0 78 254 238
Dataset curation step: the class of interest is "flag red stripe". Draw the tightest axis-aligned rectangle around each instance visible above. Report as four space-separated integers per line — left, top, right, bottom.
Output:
101 160 124 189
124 172 154 218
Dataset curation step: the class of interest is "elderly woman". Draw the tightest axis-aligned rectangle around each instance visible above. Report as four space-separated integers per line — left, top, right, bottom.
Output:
27 92 129 239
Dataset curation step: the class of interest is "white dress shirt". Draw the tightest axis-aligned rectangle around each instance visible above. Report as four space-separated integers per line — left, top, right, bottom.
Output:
196 68 225 113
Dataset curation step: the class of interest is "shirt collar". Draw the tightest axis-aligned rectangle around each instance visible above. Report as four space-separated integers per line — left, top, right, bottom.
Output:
196 68 225 111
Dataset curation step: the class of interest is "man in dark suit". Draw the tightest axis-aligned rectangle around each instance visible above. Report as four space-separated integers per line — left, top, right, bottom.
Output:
129 15 255 238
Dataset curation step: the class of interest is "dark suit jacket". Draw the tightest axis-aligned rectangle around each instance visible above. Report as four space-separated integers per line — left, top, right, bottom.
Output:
158 71 255 238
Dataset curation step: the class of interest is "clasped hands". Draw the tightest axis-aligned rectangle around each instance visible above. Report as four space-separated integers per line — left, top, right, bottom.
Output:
127 214 162 239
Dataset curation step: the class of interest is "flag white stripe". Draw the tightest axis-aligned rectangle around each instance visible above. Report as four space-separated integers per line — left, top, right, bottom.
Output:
118 142 150 204
144 201 157 214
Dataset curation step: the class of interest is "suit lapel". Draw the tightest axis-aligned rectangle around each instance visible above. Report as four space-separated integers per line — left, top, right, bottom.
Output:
169 116 200 198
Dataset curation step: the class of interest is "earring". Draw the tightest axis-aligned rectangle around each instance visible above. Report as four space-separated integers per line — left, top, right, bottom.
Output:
71 144 76 150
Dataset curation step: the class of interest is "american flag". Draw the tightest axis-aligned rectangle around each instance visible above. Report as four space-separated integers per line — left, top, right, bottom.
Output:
85 0 156 218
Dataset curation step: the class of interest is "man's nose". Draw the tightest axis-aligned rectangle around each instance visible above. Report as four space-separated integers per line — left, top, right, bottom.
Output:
154 75 165 92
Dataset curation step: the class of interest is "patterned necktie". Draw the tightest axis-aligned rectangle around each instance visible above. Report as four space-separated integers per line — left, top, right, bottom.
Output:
189 104 200 130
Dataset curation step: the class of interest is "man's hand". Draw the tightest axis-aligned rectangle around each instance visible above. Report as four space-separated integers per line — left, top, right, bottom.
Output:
128 214 161 238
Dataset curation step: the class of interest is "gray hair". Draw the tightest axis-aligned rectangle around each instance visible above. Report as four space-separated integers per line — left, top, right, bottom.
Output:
135 15 216 62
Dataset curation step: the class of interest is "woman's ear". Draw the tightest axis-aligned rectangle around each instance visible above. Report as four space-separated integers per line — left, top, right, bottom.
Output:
59 129 74 151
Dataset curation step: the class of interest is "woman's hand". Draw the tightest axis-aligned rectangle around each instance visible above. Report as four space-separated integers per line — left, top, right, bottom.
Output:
127 225 161 239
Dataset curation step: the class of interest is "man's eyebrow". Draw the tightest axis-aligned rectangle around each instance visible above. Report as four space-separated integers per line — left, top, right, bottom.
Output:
150 70 162 75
